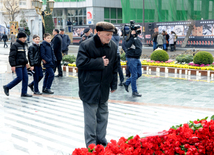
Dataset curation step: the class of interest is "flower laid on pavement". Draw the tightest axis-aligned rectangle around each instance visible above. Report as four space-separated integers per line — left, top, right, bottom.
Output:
72 116 214 155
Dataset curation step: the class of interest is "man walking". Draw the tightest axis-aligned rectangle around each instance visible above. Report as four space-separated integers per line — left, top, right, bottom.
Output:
2 32 8 48
3 32 32 97
123 28 142 97
76 21 118 148
60 29 71 55
52 29 63 77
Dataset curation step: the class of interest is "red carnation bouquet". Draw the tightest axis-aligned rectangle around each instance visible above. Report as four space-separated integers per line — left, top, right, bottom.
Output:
73 115 214 155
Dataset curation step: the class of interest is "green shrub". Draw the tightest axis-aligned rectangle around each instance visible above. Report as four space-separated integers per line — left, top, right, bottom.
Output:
176 54 193 64
193 51 213 65
62 55 76 64
150 49 169 62
120 52 126 61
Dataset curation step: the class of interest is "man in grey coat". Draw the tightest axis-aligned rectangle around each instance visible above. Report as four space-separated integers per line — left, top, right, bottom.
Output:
60 29 71 55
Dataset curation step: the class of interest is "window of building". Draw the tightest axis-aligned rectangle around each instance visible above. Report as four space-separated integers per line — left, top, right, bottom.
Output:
104 8 122 24
19 1 26 6
67 8 86 25
53 9 64 28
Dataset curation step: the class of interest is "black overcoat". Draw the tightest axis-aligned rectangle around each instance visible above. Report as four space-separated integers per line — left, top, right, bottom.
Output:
51 34 62 61
76 34 118 104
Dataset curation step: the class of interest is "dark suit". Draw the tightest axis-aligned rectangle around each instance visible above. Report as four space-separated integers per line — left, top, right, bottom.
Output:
51 34 63 76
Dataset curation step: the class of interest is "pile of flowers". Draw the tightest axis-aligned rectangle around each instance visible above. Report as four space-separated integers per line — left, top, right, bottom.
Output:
73 116 214 155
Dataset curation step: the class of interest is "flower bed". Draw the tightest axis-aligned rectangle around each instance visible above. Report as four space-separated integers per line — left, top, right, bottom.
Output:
67 60 214 71
72 116 214 155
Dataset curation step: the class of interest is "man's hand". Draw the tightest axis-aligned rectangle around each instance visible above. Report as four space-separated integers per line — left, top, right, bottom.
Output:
42 59 46 64
110 90 116 93
82 36 86 40
11 67 15 72
131 30 136 35
26 64 29 68
30 66 34 71
102 56 109 66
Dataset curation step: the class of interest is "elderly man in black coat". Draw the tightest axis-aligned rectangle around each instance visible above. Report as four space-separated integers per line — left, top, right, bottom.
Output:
51 29 63 77
76 22 118 148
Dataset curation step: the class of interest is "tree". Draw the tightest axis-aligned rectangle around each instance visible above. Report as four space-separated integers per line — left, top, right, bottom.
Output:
3 0 20 22
19 11 31 36
44 0 54 34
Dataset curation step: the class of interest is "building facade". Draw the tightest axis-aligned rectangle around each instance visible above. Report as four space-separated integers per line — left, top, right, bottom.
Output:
0 0 42 40
121 0 214 23
44 0 122 29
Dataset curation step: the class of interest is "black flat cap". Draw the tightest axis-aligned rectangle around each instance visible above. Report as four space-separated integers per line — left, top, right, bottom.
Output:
84 28 90 33
60 28 65 31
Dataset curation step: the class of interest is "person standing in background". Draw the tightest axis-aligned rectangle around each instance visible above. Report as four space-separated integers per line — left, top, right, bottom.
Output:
52 29 63 77
111 28 124 86
10 32 16 46
79 28 93 44
60 29 71 55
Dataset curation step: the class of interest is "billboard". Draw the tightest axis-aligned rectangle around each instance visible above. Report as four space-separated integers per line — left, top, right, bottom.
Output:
144 20 214 47
72 19 214 47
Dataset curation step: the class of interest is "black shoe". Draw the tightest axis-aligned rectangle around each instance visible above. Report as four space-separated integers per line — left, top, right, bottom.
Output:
21 94 32 97
43 89 54 94
55 75 63 77
119 83 123 86
123 82 129 92
42 87 46 93
28 84 34 92
132 92 142 97
3 85 9 96
34 91 42 95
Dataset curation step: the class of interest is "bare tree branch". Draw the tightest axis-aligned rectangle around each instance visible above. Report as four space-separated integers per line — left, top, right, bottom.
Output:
3 0 20 22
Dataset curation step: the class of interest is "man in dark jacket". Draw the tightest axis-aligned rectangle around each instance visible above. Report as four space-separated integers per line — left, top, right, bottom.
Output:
79 27 93 44
51 29 63 77
3 32 32 97
76 21 118 148
2 32 8 48
60 29 71 55
111 28 124 86
123 28 142 97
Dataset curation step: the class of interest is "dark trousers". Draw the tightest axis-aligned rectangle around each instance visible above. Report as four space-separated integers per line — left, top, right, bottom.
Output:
7 67 28 94
29 66 43 92
68 27 71 32
170 44 174 51
54 60 63 76
43 67 54 89
117 54 124 83
3 41 8 48
62 50 68 55
83 101 108 148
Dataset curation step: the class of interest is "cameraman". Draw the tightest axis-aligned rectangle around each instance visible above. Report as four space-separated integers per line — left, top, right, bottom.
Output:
123 28 142 97
79 28 93 44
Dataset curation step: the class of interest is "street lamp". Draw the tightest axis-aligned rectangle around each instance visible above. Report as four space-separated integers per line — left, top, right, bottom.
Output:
32 0 55 37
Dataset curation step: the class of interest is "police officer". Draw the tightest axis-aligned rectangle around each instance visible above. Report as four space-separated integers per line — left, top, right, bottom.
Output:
123 28 142 97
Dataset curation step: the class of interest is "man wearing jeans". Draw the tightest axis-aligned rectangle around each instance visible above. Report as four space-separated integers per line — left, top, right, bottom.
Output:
123 28 142 97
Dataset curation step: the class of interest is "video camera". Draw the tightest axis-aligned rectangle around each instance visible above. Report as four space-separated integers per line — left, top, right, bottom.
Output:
122 20 141 40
